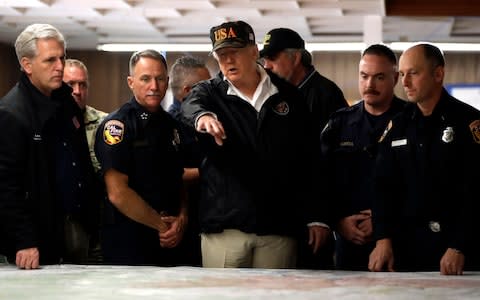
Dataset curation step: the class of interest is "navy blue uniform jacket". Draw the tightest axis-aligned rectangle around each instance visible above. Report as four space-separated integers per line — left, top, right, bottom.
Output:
320 96 405 221
373 89 480 254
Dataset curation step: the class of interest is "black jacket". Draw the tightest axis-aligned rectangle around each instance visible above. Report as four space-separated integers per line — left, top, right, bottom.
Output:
181 70 324 237
299 67 348 133
320 96 405 220
373 89 480 254
0 73 99 264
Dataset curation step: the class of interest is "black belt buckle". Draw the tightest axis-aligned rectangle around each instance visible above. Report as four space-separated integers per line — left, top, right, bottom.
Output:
429 221 441 233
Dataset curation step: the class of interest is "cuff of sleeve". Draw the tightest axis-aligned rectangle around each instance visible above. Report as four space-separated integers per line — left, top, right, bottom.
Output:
307 222 330 229
194 112 217 131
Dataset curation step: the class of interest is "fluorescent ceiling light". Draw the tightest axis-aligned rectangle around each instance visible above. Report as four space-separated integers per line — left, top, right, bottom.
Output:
305 43 366 52
97 43 212 52
97 42 480 53
390 42 480 52
97 42 366 52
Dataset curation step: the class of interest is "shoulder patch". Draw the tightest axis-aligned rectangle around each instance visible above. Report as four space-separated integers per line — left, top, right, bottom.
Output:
103 120 124 145
469 119 480 144
378 120 393 143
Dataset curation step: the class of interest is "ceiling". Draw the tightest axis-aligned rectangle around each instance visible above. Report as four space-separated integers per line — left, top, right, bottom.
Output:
0 0 480 50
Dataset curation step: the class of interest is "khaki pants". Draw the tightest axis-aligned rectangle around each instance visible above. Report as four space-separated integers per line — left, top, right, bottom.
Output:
201 229 297 268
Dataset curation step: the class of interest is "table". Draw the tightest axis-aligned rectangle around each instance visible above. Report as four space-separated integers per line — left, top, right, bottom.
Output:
1 264 479 299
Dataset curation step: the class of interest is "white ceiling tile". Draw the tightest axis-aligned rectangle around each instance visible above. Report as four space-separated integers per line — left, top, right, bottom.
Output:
0 0 47 7
0 0 477 49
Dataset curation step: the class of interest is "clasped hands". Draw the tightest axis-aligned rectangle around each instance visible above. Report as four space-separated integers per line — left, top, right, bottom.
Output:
158 213 187 248
337 209 372 245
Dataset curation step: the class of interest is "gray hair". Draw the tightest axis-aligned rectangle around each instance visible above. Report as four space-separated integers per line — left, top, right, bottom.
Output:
284 48 312 67
15 23 66 69
65 58 89 83
129 49 167 75
169 56 207 98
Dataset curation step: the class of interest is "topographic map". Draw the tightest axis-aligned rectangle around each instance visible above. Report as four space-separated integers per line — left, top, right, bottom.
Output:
1 264 479 299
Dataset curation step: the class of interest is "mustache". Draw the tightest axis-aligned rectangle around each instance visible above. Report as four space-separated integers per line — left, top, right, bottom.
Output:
146 93 161 97
364 89 380 95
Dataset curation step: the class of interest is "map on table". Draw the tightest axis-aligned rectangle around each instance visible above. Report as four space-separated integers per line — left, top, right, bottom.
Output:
0 265 479 300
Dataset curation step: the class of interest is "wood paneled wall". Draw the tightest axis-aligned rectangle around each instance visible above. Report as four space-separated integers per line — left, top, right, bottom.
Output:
0 44 21 95
1 45 479 112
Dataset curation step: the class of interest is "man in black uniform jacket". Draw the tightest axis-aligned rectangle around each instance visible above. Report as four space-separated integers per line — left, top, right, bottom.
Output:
321 44 405 270
369 43 480 275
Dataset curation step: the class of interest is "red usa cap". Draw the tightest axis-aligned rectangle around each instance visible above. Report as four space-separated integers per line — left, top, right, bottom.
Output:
210 20 256 52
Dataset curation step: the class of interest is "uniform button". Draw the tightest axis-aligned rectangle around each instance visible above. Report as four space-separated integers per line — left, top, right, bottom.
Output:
429 221 441 232
63 142 67 147
419 143 423 147
72 162 76 167
78 182 82 188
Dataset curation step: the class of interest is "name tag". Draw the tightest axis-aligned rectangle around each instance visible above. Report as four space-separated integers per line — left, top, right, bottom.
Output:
391 139 407 147
33 134 42 141
339 141 354 147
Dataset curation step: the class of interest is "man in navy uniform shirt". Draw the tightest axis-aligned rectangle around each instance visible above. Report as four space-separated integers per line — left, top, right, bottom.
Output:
95 49 189 266
369 43 480 275
320 44 405 270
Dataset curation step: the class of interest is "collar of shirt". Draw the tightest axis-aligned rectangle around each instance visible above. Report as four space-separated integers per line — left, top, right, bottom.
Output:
19 72 59 128
297 65 316 90
84 105 107 124
224 65 279 112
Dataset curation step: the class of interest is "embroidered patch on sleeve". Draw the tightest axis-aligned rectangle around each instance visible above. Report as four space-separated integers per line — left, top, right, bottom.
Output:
469 119 480 144
103 120 124 145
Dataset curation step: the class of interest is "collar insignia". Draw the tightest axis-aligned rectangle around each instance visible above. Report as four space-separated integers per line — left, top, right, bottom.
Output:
378 120 393 143
140 112 149 120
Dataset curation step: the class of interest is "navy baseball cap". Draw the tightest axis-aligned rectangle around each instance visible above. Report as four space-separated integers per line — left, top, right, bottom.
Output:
210 20 256 52
260 28 305 58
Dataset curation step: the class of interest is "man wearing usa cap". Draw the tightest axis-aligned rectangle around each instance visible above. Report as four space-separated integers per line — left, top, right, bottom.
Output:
260 28 348 132
181 20 332 268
